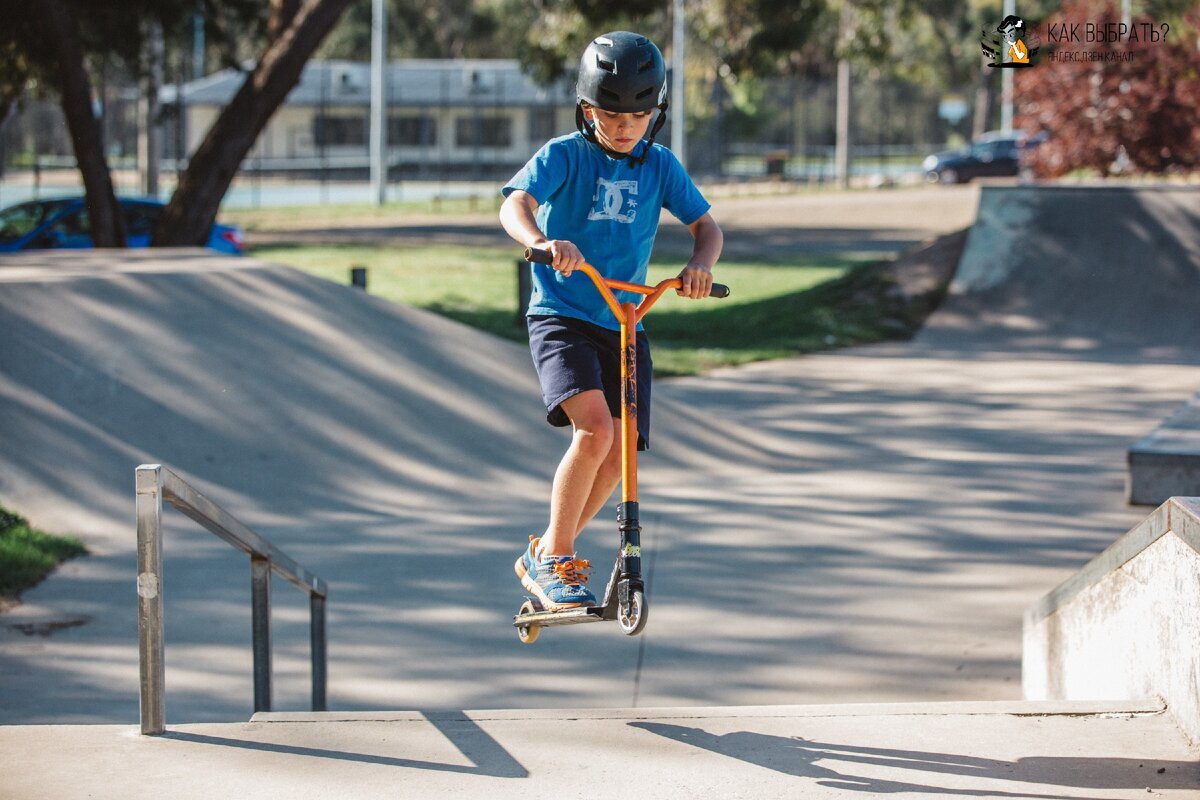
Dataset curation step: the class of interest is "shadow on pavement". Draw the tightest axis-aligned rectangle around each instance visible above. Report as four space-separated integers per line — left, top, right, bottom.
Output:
630 722 1198 797
163 711 528 778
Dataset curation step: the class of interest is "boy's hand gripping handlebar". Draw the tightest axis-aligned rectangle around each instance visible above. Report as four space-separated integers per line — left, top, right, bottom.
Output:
524 247 729 323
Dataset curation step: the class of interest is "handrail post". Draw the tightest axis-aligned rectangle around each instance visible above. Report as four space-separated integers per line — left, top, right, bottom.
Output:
135 463 328 730
136 465 166 735
250 555 273 712
311 594 327 711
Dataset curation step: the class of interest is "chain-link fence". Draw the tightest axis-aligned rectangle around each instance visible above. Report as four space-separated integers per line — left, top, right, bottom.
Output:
0 60 985 209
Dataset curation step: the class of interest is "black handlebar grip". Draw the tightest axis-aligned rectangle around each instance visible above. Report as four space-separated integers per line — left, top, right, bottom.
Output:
711 283 731 299
524 247 554 265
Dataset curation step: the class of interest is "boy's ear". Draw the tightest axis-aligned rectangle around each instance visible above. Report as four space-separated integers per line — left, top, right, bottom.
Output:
581 105 594 122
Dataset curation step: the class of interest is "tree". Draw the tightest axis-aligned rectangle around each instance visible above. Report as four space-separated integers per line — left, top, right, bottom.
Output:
0 18 31 130
319 0 506 60
5 0 128 247
1017 1 1200 177
500 0 826 84
1 0 353 248
155 0 355 245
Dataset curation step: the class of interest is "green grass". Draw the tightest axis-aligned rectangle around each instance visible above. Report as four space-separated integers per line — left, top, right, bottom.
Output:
224 196 503 232
648 256 925 374
251 242 916 376
0 507 87 600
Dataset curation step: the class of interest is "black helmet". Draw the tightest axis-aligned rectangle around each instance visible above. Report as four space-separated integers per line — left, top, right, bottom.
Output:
576 31 667 113
575 32 669 164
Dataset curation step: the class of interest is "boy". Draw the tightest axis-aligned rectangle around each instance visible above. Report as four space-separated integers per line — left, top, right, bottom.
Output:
499 31 723 610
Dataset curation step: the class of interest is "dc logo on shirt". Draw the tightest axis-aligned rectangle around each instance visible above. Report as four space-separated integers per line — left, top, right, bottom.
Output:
588 178 639 224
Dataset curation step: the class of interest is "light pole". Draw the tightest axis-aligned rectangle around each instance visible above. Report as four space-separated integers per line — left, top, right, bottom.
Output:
671 0 686 167
370 0 387 206
1000 0 1015 133
835 3 851 189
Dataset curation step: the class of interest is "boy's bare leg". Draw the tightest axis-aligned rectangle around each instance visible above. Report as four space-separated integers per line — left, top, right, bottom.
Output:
540 391 615 557
573 417 623 536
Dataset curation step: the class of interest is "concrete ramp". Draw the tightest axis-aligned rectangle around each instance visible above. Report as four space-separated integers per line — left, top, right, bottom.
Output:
919 185 1200 360
0 251 605 720
3 700 1197 799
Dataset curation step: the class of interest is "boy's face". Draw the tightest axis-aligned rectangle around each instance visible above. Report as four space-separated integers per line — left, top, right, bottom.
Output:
584 106 655 154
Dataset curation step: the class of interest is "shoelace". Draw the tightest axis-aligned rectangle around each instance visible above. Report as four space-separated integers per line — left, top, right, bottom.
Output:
552 557 591 586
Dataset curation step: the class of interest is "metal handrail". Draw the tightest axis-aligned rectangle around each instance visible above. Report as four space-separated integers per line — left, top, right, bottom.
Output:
136 463 328 735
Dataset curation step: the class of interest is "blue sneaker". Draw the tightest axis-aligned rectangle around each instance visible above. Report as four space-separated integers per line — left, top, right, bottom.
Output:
515 536 597 610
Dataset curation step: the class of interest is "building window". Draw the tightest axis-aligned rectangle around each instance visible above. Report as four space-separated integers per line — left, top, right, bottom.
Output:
389 115 437 146
455 116 512 148
313 114 367 147
528 108 559 143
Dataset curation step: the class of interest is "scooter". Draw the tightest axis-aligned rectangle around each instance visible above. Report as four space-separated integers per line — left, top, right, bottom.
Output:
513 247 730 643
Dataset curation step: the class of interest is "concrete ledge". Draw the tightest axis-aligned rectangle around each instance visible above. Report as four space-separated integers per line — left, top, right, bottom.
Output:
1023 497 1200 744
1128 393 1200 505
252 698 1166 725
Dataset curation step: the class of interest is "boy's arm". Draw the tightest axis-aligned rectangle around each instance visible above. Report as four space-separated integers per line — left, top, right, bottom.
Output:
499 190 585 275
677 212 724 299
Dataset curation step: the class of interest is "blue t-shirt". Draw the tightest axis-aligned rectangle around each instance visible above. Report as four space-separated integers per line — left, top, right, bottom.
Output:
502 132 711 331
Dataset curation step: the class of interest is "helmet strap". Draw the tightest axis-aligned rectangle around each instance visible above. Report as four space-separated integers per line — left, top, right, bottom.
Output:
575 103 599 144
627 100 669 166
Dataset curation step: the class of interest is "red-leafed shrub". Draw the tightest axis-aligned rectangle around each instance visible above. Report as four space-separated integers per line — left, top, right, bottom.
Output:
1016 1 1199 177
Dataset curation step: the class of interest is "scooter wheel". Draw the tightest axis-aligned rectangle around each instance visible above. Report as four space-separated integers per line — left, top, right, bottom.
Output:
618 589 648 636
516 599 541 644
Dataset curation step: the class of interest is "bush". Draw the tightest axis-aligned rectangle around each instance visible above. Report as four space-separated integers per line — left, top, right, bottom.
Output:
1017 1 1200 177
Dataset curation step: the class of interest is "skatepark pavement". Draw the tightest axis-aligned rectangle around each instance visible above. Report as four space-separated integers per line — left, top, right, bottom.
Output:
4 701 1198 799
1 185 1198 795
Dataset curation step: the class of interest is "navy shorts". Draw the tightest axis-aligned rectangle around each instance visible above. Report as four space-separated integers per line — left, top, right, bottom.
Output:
527 315 652 451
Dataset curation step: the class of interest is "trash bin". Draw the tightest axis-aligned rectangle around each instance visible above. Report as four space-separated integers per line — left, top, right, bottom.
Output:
765 151 788 179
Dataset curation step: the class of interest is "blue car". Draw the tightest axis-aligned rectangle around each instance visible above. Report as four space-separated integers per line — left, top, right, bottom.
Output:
0 197 245 254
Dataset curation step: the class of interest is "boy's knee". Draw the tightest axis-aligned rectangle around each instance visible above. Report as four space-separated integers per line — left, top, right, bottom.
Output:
574 418 615 457
562 391 618 458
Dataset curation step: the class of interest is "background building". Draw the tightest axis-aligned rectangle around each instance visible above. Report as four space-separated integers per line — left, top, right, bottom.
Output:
162 59 579 179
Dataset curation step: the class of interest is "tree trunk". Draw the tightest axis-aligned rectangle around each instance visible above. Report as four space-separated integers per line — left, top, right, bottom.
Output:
0 84 21 131
139 17 164 197
972 65 994 140
268 0 302 43
155 0 354 246
37 0 125 247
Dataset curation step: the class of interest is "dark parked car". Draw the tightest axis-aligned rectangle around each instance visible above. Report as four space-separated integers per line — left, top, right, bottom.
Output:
922 131 1043 184
0 197 245 254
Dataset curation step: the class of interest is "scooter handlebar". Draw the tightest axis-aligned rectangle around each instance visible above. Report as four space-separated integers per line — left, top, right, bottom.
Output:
523 246 556 265
524 247 730 299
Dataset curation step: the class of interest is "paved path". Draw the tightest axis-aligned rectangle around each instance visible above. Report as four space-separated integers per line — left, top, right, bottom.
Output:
4 701 1198 799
